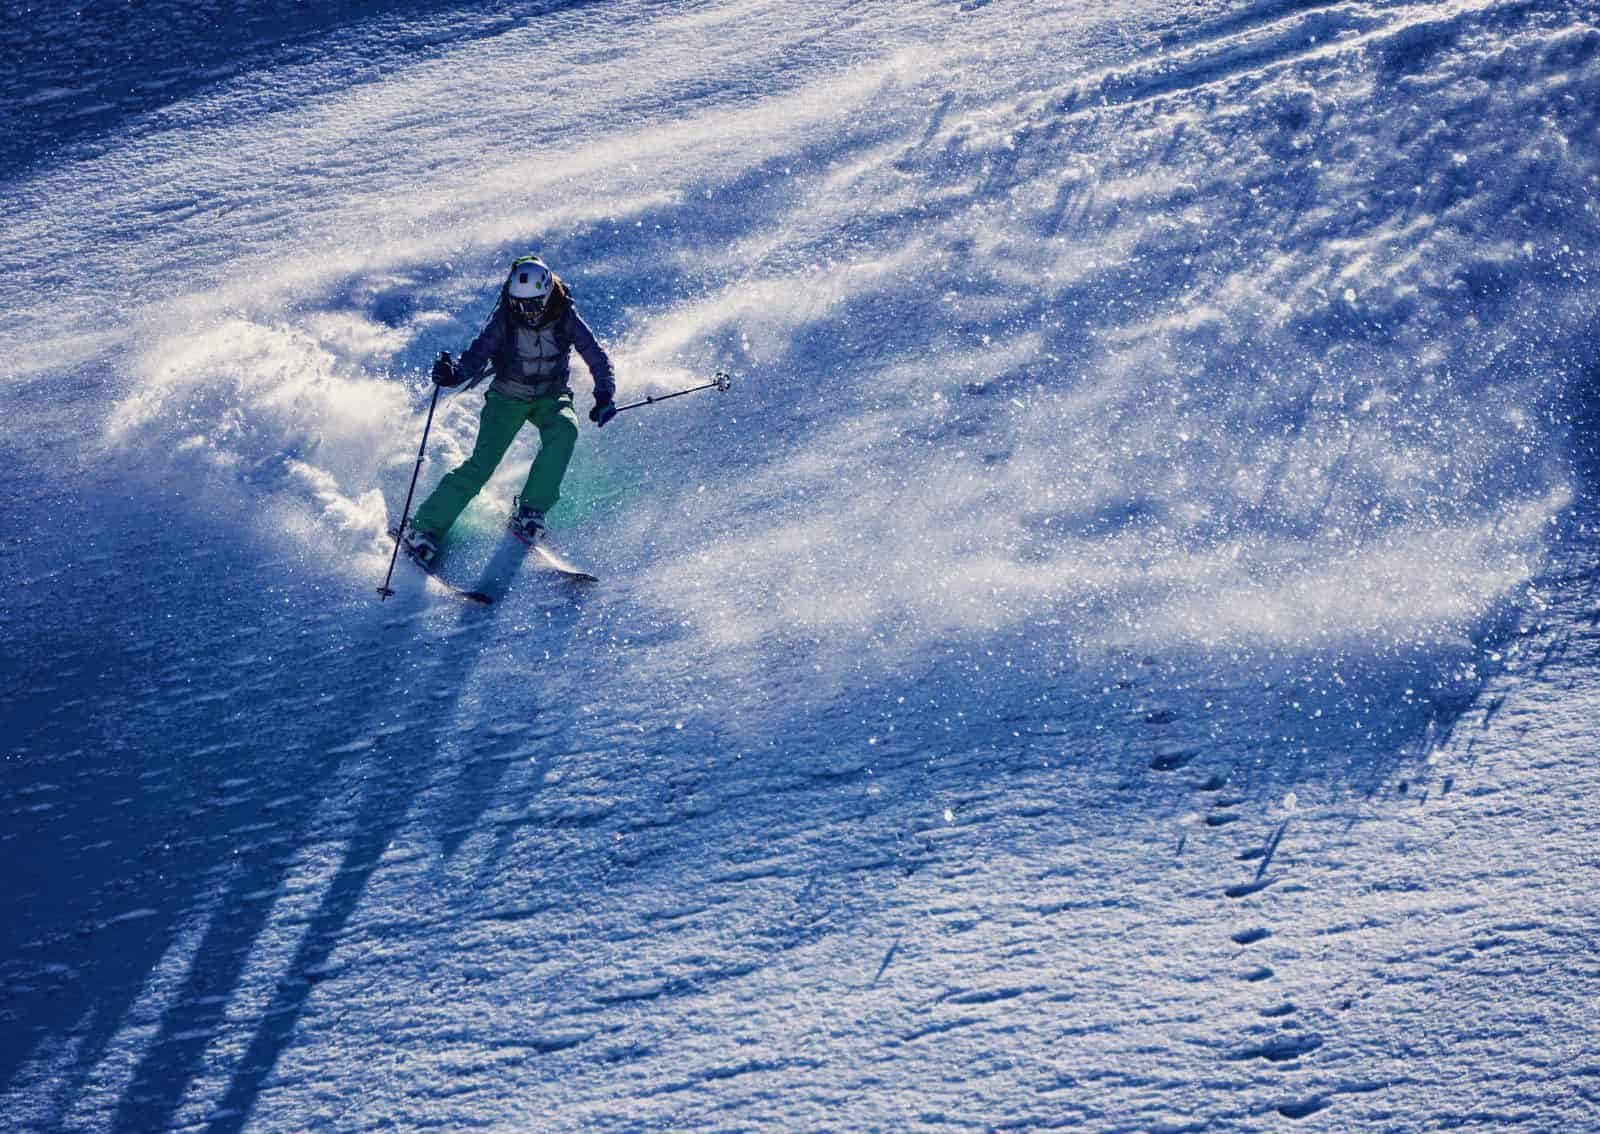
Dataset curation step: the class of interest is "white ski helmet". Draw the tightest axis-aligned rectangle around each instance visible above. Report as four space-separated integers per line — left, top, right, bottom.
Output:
507 256 554 320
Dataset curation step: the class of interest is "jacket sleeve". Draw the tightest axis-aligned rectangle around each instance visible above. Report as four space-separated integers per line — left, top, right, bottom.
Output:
564 305 616 404
456 301 508 388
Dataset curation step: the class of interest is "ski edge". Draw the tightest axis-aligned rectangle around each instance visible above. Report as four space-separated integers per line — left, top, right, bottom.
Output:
507 525 600 582
531 545 600 583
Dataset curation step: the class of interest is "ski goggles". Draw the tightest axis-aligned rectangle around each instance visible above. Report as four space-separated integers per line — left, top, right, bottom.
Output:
510 294 548 321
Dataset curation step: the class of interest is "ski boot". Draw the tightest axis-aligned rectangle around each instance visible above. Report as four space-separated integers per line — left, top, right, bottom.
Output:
402 525 442 568
508 498 547 546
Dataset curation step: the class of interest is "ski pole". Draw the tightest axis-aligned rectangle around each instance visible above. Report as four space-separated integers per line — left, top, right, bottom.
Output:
377 362 446 600
613 370 734 414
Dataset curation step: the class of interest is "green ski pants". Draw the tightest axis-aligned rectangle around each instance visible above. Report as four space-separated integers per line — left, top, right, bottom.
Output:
411 390 579 537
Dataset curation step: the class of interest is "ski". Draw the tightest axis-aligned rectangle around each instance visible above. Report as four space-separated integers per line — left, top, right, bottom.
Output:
385 528 495 604
507 525 600 582
531 544 600 583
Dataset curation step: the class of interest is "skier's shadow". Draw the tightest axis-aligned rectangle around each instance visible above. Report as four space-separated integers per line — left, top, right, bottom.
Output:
188 554 590 1134
471 529 544 597
94 594 478 1134
0 486 494 1134
192 766 422 1134
98 547 580 1134
440 542 593 864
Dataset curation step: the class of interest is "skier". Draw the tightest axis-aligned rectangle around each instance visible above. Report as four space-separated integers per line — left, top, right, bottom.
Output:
402 254 616 567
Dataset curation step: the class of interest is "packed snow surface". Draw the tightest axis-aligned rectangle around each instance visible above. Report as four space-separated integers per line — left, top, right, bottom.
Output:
3 0 1599 1129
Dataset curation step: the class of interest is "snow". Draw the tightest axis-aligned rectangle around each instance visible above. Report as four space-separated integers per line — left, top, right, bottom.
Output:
3 0 1600 1129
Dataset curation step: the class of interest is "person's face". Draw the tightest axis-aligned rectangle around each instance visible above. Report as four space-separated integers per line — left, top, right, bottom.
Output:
510 294 547 322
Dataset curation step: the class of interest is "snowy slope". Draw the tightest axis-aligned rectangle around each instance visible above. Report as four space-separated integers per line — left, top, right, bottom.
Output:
3 0 1600 1129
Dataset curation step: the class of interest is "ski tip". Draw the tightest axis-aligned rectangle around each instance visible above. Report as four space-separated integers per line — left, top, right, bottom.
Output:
530 545 599 582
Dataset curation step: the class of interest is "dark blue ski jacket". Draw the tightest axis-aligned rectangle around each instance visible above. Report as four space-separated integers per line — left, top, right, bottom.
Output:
448 278 615 404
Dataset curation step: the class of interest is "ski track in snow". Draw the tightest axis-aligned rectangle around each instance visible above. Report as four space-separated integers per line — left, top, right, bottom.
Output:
3 0 1600 1130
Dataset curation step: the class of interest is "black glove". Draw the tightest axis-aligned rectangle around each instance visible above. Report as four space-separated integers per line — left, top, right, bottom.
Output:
431 351 462 387
589 399 617 428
